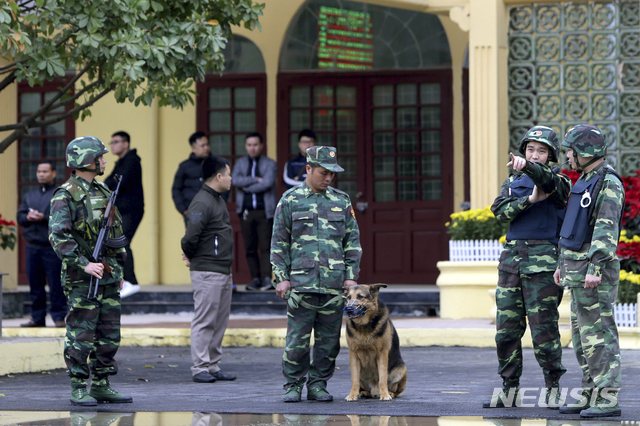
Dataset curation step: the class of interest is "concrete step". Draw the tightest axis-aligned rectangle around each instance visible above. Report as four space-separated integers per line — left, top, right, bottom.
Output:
9 284 440 318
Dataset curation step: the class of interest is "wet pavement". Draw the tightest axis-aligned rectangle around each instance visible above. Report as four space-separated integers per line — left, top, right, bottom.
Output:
0 346 639 421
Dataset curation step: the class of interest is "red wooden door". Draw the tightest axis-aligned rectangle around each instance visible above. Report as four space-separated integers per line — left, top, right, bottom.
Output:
277 70 453 284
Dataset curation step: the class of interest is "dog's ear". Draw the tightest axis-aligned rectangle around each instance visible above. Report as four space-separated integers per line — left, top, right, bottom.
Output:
369 283 387 298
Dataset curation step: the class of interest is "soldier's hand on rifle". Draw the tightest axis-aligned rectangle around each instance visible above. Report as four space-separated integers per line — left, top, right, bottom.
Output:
528 185 550 204
507 152 527 171
84 262 104 279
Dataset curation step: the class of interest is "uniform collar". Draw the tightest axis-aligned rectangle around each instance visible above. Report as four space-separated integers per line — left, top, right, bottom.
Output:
583 159 608 182
71 174 95 190
300 181 329 198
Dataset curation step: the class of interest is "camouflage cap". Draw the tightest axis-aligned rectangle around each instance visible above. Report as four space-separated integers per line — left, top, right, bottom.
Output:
519 125 559 162
561 124 607 158
66 136 109 169
306 146 344 172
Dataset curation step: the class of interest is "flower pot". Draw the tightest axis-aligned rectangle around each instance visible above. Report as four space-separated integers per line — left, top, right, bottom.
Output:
436 260 498 319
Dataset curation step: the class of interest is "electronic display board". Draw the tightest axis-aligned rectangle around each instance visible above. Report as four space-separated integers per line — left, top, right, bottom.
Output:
318 6 373 70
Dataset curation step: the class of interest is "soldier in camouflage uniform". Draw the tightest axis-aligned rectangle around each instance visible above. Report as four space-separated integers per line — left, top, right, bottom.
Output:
484 126 571 409
554 124 623 418
49 136 132 406
271 146 362 403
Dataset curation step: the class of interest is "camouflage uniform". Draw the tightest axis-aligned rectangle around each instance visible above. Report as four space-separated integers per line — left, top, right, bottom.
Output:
271 146 362 395
557 125 623 413
490 126 570 393
49 137 126 393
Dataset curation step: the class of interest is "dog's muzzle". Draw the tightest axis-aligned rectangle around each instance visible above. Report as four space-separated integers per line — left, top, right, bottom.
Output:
343 299 367 319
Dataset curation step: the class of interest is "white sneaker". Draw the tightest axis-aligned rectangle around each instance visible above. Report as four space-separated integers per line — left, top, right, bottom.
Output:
120 281 140 298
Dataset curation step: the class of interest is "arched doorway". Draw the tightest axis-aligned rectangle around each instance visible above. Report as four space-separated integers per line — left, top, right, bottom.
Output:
278 0 453 283
196 35 267 284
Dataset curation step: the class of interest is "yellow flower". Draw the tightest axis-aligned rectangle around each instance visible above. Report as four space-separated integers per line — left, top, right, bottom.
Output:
499 235 506 244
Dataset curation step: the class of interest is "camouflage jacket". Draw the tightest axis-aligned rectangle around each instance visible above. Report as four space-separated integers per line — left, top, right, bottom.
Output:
559 160 624 287
491 161 571 274
270 182 362 295
49 174 125 286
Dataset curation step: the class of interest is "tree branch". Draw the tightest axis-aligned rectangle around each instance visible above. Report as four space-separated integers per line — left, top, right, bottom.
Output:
38 84 114 127
0 71 17 93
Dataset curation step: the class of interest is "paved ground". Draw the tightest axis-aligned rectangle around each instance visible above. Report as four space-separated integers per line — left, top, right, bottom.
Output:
0 346 638 421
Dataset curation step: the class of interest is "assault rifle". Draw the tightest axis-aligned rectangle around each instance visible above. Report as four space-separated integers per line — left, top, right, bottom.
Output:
87 174 128 299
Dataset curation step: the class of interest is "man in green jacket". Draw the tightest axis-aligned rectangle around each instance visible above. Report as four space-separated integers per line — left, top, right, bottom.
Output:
271 146 362 403
49 136 131 406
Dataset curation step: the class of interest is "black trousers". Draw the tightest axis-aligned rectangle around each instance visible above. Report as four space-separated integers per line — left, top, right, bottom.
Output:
121 210 144 284
239 209 273 280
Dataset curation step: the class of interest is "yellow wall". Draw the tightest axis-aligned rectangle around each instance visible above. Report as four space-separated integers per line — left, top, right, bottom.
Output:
1 0 479 287
0 58 18 290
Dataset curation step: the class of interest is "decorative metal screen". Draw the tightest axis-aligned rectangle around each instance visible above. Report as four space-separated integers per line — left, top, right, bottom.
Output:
508 2 640 175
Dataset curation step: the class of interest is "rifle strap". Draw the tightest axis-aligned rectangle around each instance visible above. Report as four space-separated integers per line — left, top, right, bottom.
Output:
68 228 95 262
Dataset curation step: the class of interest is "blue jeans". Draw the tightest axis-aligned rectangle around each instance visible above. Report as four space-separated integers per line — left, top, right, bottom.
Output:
26 246 67 323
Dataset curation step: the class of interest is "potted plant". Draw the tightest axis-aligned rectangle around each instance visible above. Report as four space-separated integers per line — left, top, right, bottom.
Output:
446 206 507 261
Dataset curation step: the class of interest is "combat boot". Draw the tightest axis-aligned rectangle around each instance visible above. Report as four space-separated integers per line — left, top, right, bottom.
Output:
545 384 564 409
482 386 520 408
559 388 592 414
307 383 333 402
70 386 97 406
283 383 303 403
89 382 133 404
580 389 621 418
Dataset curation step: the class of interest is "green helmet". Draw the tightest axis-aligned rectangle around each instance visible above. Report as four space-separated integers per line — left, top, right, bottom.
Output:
518 126 559 163
561 124 607 158
66 136 109 174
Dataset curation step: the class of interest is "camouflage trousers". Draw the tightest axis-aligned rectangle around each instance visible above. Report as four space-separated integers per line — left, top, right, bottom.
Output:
64 283 121 388
282 293 344 390
495 270 566 388
570 285 621 390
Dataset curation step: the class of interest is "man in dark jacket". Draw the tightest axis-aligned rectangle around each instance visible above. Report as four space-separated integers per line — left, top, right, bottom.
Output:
17 160 67 327
181 156 237 384
172 131 211 226
104 131 144 298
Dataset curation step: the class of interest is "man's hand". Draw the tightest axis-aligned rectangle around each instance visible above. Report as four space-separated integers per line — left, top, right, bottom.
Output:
119 280 124 290
27 210 44 222
342 280 357 290
506 152 527 171
584 274 601 288
553 269 561 286
181 253 190 268
528 185 550 204
276 280 291 300
84 262 104 279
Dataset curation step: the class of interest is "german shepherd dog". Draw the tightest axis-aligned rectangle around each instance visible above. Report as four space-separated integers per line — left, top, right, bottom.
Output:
344 284 407 401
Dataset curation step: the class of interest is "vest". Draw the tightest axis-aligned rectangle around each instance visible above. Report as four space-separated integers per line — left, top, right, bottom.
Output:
54 176 121 256
559 166 623 251
506 174 561 243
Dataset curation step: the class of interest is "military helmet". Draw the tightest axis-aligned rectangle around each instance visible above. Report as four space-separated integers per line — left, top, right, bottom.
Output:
66 136 109 169
561 124 607 158
518 126 559 162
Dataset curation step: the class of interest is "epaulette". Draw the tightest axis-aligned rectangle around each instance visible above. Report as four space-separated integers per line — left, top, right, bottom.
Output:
329 186 351 200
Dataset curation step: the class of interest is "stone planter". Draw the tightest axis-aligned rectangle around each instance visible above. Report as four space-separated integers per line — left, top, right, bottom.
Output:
436 260 498 319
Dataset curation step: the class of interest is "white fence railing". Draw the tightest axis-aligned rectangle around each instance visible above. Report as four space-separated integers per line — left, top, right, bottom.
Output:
615 303 637 327
449 240 503 262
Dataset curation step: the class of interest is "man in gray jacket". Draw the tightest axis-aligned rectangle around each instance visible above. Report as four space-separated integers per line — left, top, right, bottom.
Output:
181 156 236 384
231 132 277 291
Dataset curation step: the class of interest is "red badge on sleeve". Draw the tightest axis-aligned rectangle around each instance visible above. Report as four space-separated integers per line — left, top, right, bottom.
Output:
351 208 356 219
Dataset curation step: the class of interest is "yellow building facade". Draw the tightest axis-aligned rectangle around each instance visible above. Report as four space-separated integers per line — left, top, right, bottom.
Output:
1 0 519 289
